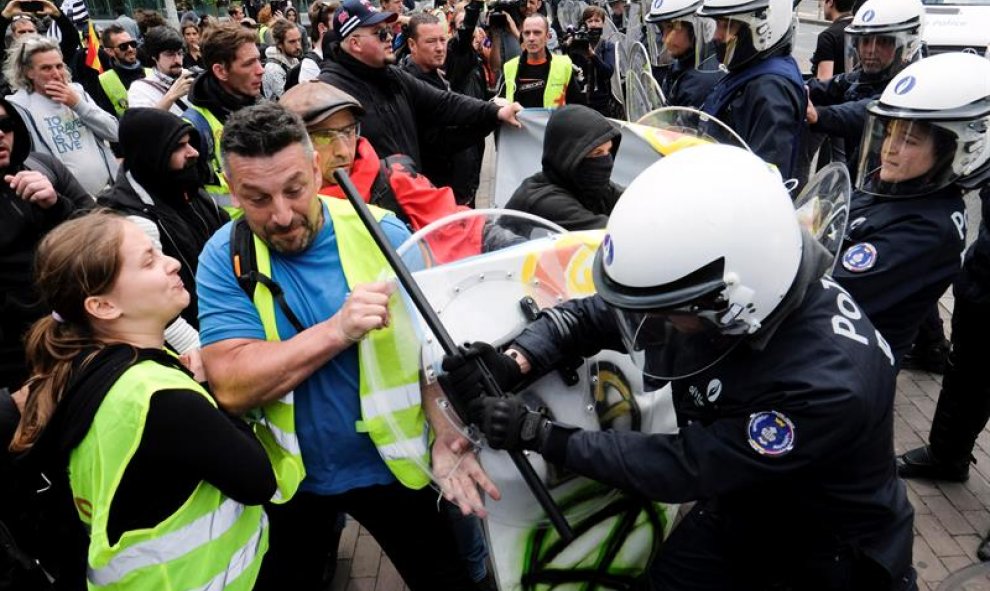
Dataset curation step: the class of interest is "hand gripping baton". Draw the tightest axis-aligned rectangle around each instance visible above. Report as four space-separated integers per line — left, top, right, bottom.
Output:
332 168 575 542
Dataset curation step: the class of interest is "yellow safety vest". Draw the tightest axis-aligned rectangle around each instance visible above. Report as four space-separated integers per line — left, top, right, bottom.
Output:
69 359 268 590
98 68 152 116
183 105 239 215
503 53 573 108
244 196 430 502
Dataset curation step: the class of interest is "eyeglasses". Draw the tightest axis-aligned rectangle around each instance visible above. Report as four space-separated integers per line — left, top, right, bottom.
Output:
352 27 391 42
114 40 139 51
0 116 15 133
310 122 361 145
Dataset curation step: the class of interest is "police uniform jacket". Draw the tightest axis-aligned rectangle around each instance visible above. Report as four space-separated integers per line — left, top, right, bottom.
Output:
652 54 724 110
513 278 914 578
955 185 990 304
833 186 966 362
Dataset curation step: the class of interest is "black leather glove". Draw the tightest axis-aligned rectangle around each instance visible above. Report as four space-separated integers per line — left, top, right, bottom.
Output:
438 342 524 409
468 396 550 452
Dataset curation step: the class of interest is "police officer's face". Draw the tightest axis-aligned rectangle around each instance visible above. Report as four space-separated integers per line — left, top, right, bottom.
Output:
227 143 325 254
309 110 360 185
660 20 693 59
879 120 937 184
857 35 896 74
522 17 548 55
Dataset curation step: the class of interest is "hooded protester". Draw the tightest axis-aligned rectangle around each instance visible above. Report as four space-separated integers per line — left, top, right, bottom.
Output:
0 96 92 391
98 108 228 350
505 104 622 230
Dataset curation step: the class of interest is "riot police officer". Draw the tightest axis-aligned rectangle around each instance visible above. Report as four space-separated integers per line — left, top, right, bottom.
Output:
696 0 806 178
441 145 916 590
832 52 985 366
805 0 925 182
894 54 990 487
644 0 723 109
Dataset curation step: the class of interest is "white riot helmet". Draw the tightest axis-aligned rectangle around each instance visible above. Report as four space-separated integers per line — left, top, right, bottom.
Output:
645 0 717 68
696 0 794 71
592 144 803 379
857 52 990 198
844 0 923 80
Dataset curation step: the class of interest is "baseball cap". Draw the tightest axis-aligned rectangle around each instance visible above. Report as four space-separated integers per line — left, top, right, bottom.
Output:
333 0 397 39
280 82 366 127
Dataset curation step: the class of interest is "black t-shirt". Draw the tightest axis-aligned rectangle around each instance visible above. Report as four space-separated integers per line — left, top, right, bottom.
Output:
811 16 853 78
514 57 551 108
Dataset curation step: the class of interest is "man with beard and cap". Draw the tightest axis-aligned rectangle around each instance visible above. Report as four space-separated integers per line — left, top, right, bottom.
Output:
98 108 228 378
505 104 622 231
128 26 196 116
697 0 805 179
318 0 523 171
94 23 152 117
0 96 92 392
183 22 263 208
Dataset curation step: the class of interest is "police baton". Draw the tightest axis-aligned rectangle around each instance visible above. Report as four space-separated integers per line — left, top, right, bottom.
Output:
332 168 575 543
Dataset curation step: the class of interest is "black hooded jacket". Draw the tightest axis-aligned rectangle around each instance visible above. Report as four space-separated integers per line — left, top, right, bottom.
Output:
318 45 501 167
98 109 228 328
505 105 623 230
0 98 92 390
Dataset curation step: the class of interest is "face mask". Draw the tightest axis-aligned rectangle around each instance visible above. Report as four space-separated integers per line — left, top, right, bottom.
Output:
575 153 614 188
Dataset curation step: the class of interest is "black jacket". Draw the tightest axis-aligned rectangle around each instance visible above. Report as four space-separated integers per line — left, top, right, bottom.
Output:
186 72 259 126
505 105 623 230
956 185 990 304
400 57 489 204
652 53 724 110
98 109 228 328
517 278 913 582
0 98 92 390
833 185 966 362
444 0 489 101
319 46 501 167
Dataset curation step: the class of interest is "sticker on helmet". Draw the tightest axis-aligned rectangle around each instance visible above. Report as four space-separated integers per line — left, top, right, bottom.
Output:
747 411 795 457
603 234 615 266
894 75 916 95
841 242 878 273
862 8 875 22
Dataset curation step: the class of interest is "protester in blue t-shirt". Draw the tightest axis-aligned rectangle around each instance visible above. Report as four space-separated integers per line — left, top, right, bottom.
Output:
196 103 496 591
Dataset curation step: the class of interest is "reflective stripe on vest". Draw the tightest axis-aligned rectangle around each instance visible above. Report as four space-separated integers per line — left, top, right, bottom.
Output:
248 196 431 493
184 105 235 210
503 54 573 108
99 68 152 116
69 360 268 590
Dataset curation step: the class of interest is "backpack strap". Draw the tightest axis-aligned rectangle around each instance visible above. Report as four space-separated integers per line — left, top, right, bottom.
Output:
369 155 415 228
229 219 307 334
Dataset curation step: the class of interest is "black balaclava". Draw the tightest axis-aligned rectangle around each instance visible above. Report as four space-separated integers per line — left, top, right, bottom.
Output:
119 108 203 198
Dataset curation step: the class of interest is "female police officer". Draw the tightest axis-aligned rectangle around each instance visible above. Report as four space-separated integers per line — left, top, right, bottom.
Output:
833 52 990 365
10 212 275 589
440 144 916 589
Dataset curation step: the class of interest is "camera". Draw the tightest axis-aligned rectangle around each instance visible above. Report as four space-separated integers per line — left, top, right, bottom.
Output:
564 24 600 52
487 0 523 27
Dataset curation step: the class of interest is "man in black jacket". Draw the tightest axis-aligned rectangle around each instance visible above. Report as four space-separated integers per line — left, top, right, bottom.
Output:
318 0 522 169
98 108 228 364
505 104 623 230
0 97 92 391
401 11 489 206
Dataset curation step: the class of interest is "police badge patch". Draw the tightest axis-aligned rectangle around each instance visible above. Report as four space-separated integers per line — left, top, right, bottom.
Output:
747 411 795 457
841 243 878 273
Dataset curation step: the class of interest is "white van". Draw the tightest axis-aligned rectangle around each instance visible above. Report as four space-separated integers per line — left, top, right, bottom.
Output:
922 0 990 56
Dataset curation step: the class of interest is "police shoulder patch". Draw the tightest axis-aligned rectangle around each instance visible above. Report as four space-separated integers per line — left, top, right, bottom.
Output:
747 410 795 457
841 242 877 273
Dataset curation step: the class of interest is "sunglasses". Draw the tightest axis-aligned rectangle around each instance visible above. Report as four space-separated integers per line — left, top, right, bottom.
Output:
0 116 15 133
114 40 139 51
353 27 391 42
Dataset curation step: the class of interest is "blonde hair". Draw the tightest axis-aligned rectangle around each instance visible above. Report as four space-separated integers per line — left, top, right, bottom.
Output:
2 34 69 92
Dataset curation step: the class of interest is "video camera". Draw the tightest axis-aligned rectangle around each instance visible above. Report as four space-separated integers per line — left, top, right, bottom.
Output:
564 24 602 52
487 0 524 27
